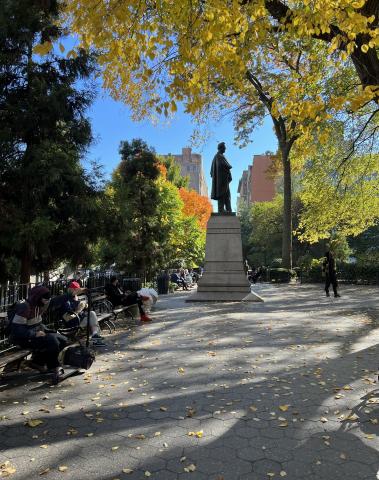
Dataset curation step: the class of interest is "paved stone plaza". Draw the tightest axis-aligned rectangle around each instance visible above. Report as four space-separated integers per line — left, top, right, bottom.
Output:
1 284 379 480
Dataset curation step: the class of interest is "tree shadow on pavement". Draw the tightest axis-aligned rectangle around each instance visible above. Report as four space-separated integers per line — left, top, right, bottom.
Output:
1 284 379 479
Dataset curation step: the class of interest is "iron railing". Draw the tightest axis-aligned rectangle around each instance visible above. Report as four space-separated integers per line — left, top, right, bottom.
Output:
0 271 158 353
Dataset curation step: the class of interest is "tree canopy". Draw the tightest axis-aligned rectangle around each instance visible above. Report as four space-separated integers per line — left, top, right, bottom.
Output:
62 0 379 118
97 139 207 274
0 0 103 282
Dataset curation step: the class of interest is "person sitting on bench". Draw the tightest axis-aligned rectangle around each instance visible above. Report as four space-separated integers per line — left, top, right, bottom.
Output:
105 277 151 322
170 270 189 290
9 286 67 379
60 282 106 346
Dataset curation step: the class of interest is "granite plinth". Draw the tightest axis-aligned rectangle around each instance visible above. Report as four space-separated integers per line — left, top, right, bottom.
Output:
187 213 263 302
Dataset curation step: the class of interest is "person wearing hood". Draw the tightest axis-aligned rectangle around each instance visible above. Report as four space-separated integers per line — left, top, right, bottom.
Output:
10 286 67 378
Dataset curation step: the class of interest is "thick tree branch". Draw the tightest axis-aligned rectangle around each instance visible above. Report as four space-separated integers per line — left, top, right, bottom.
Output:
241 0 379 91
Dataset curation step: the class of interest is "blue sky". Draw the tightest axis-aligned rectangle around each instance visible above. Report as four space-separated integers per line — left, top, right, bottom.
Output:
86 92 278 211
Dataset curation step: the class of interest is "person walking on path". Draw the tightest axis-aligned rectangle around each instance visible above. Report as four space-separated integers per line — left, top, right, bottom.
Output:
323 251 340 298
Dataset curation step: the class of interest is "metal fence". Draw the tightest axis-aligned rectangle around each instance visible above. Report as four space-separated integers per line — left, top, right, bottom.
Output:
0 271 158 313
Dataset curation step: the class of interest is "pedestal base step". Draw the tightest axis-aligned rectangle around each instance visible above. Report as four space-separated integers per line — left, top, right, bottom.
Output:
186 290 263 302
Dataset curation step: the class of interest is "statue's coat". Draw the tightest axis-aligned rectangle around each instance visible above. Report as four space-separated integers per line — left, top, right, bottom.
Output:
210 152 232 200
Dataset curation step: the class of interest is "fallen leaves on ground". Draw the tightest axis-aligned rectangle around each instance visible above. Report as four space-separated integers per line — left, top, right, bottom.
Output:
184 464 196 472
346 413 359 421
39 468 50 476
0 461 16 477
25 419 43 428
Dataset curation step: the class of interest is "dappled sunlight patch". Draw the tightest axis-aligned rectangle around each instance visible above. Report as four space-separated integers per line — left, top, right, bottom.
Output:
1 284 379 478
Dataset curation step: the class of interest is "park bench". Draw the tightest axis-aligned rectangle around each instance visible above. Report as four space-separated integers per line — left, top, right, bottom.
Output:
112 303 138 322
101 291 139 323
90 291 116 333
53 291 115 336
0 312 32 372
0 307 91 385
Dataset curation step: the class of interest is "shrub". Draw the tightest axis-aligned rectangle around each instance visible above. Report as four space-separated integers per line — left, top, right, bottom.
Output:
269 268 297 283
271 258 282 268
169 282 179 293
296 254 313 271
300 258 379 284
338 263 379 284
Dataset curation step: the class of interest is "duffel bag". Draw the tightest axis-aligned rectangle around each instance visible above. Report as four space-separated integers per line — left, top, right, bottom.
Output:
59 344 95 370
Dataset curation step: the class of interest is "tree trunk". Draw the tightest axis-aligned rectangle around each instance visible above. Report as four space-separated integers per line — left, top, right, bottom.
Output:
20 246 32 284
43 271 50 284
351 46 379 91
281 150 292 269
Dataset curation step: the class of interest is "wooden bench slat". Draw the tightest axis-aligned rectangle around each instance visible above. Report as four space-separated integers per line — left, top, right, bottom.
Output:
0 349 31 368
113 304 137 312
92 295 107 302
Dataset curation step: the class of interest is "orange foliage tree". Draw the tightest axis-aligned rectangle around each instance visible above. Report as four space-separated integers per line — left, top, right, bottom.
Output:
179 188 212 230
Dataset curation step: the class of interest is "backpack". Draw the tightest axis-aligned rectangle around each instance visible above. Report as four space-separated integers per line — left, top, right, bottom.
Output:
4 300 28 336
59 344 95 370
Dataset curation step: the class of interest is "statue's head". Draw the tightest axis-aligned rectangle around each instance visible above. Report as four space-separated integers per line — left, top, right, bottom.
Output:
217 142 226 153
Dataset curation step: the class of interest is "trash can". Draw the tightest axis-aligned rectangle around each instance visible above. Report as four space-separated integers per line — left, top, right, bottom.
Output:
156 272 169 295
123 277 142 292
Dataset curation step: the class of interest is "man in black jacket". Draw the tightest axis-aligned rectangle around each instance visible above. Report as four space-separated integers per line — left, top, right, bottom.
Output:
105 277 151 322
322 252 340 298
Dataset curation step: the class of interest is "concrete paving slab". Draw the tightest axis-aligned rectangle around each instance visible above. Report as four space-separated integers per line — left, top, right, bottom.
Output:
1 283 378 479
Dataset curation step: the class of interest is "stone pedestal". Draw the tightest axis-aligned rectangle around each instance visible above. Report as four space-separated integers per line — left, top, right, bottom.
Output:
186 213 263 302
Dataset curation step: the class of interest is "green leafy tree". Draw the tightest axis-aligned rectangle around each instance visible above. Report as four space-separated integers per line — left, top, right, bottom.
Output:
112 145 162 274
156 175 205 267
348 223 379 263
158 155 189 189
101 138 205 273
0 0 102 283
297 131 379 243
241 195 317 267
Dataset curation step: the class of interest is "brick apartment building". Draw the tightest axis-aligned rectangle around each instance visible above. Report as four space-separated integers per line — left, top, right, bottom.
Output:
164 147 208 197
237 154 276 212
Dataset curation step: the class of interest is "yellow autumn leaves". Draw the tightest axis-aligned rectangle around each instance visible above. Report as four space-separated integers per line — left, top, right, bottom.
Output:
0 461 16 478
56 0 378 125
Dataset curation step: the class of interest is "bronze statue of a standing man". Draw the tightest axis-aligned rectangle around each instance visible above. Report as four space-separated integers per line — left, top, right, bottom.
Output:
210 142 232 213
